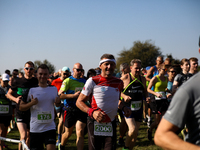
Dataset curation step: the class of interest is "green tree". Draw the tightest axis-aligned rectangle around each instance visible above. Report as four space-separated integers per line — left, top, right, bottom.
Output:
34 59 56 74
116 40 162 71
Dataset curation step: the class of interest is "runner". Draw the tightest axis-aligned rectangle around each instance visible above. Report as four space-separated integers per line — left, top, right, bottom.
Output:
58 63 87 150
76 53 131 150
20 64 60 150
6 61 38 150
147 64 169 141
155 71 200 150
188 57 198 78
120 59 150 150
172 58 190 94
51 66 70 146
0 74 12 150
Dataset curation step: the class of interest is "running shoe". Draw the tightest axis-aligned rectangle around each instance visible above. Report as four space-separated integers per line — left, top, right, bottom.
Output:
147 129 152 141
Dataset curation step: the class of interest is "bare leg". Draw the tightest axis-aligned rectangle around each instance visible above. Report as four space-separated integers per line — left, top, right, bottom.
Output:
76 121 86 150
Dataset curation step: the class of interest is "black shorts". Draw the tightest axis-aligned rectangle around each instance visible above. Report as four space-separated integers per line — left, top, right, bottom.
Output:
0 115 12 127
63 106 87 128
125 108 143 122
149 99 169 114
87 118 116 150
30 129 56 150
16 116 30 129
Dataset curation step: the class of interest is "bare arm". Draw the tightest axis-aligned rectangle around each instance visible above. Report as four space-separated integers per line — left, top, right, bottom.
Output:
19 95 38 111
145 67 154 82
155 118 200 150
76 93 106 123
147 76 161 98
172 81 179 95
6 88 21 104
58 89 80 100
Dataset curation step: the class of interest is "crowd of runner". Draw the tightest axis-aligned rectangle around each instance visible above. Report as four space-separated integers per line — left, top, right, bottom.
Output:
0 53 199 150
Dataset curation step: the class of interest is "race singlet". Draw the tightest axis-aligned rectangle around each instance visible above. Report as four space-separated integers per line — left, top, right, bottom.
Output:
130 100 142 111
94 121 113 136
36 111 52 123
155 91 166 100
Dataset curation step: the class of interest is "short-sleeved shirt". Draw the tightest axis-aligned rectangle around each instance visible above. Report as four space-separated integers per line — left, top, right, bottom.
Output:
174 73 190 87
60 76 86 108
164 72 200 145
11 77 38 118
81 75 123 122
51 77 63 92
27 86 57 133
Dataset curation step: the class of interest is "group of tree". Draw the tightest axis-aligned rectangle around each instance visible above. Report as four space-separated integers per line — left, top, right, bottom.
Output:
116 40 181 72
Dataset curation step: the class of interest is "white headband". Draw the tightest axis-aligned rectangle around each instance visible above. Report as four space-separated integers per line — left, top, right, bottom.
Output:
99 59 116 66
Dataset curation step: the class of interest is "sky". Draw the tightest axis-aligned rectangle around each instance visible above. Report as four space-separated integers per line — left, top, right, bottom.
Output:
0 0 200 75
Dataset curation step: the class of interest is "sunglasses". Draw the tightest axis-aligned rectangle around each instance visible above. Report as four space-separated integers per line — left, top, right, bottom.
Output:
161 68 167 71
25 67 34 71
169 71 176 73
63 73 69 75
75 68 83 72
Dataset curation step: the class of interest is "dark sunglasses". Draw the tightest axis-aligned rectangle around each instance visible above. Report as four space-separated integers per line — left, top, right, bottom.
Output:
63 73 69 75
75 68 83 72
169 71 176 73
161 68 167 71
25 67 34 71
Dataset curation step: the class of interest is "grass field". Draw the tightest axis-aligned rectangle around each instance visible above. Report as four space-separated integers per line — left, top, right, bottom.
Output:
4 120 166 150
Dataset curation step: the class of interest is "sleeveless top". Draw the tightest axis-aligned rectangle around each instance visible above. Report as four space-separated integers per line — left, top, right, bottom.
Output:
122 73 144 108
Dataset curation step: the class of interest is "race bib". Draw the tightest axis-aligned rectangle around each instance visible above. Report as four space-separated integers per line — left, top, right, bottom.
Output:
75 87 83 92
94 121 113 136
155 91 166 100
37 111 52 123
0 105 9 114
131 101 142 111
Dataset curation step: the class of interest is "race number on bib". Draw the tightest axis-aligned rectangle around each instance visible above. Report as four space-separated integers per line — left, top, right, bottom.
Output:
37 111 52 123
94 121 113 136
131 101 142 111
155 91 166 100
75 87 83 92
0 105 9 114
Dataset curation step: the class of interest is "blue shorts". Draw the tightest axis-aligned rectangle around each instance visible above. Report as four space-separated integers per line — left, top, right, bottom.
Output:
124 107 143 122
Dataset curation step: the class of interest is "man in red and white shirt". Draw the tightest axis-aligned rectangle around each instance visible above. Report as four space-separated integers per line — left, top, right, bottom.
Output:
76 53 131 150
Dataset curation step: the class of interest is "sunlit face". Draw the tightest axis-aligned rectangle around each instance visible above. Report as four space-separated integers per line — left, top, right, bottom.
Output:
100 60 116 77
181 61 189 72
190 60 198 72
130 63 141 76
73 64 83 78
156 57 163 65
37 68 49 84
159 67 167 75
24 64 34 78
167 69 176 78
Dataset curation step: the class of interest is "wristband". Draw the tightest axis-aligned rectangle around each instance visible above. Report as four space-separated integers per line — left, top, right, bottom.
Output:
87 108 95 119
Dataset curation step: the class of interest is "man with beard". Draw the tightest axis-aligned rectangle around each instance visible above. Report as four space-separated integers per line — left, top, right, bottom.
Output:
7 61 38 150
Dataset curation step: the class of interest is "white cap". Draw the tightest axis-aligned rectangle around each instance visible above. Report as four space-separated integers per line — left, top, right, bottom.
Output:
2 74 10 81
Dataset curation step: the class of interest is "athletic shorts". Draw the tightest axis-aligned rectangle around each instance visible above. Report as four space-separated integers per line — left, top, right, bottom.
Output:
149 99 169 114
87 118 117 150
63 106 87 128
124 106 143 122
0 115 12 127
16 116 30 129
30 129 56 150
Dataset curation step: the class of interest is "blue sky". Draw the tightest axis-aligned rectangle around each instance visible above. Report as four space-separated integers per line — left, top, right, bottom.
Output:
0 0 200 75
